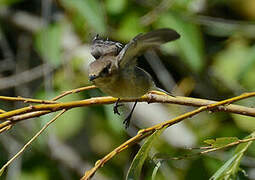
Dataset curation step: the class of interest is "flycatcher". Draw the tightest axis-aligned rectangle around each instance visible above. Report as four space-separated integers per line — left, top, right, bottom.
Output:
88 28 180 128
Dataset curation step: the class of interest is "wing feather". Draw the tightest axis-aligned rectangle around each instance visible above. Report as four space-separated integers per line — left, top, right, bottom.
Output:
117 28 180 68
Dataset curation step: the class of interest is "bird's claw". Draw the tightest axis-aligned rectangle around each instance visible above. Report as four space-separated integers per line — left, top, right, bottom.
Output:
123 115 131 129
113 103 123 115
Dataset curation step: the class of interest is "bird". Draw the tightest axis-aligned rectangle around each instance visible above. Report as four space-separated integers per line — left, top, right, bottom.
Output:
88 28 180 128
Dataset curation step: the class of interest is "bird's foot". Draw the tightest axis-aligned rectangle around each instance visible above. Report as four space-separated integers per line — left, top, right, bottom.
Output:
123 100 138 129
113 104 123 115
113 98 123 115
123 114 131 129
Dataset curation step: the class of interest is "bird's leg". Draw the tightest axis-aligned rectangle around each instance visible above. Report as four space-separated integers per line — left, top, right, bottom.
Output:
123 100 138 129
113 98 123 115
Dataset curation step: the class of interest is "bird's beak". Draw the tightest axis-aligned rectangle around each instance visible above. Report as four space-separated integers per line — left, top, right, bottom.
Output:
89 75 97 81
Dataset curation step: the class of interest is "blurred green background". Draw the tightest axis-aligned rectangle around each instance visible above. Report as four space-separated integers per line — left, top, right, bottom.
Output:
0 0 255 179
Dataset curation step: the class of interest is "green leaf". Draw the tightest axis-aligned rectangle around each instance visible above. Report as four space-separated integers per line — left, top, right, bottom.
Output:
209 153 239 180
204 137 239 148
157 12 205 73
35 23 62 67
204 139 216 146
152 161 161 180
60 0 106 34
126 127 166 180
210 132 255 180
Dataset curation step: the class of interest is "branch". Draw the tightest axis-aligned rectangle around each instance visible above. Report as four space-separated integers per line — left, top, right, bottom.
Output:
0 96 57 104
1 91 255 133
80 92 255 180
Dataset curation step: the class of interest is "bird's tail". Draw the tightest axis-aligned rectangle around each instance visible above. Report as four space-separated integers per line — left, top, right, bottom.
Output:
150 86 175 97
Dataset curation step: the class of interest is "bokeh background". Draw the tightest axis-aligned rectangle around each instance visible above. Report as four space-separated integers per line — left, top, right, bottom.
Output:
1 0 255 179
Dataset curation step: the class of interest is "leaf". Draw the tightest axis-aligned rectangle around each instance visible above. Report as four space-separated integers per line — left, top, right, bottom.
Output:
157 12 205 73
35 23 62 67
204 139 216 146
152 161 161 180
209 154 239 180
126 127 166 180
204 137 239 148
60 0 106 34
209 132 255 180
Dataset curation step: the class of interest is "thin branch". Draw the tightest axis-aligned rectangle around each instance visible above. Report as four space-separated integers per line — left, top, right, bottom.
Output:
0 109 66 174
168 136 255 161
0 109 6 114
81 92 255 180
200 136 255 154
0 96 57 104
52 85 97 101
0 85 96 133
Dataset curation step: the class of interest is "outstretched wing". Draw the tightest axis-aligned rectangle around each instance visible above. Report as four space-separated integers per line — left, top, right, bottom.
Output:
116 28 180 68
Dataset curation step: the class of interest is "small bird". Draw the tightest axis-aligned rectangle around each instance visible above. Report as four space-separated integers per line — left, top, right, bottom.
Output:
88 28 180 128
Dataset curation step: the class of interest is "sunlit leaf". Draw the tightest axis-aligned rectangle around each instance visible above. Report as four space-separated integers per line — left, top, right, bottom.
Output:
152 161 161 180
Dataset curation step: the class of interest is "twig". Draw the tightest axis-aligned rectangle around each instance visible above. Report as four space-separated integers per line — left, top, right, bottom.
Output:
0 109 66 174
0 86 96 133
0 96 57 104
0 109 6 114
81 92 255 180
200 136 255 154
169 136 255 161
52 85 97 101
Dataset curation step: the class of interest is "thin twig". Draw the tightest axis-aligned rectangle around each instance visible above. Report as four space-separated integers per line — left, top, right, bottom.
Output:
0 86 96 133
0 109 6 114
52 85 97 101
0 109 66 174
0 96 57 104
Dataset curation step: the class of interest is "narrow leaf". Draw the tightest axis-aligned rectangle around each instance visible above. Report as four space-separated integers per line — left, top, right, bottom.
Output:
126 127 166 180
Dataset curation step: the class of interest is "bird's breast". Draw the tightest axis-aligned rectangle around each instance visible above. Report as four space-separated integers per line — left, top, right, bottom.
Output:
93 68 153 98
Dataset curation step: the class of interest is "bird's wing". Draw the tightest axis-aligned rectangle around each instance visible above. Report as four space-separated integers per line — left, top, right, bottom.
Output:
116 28 180 68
